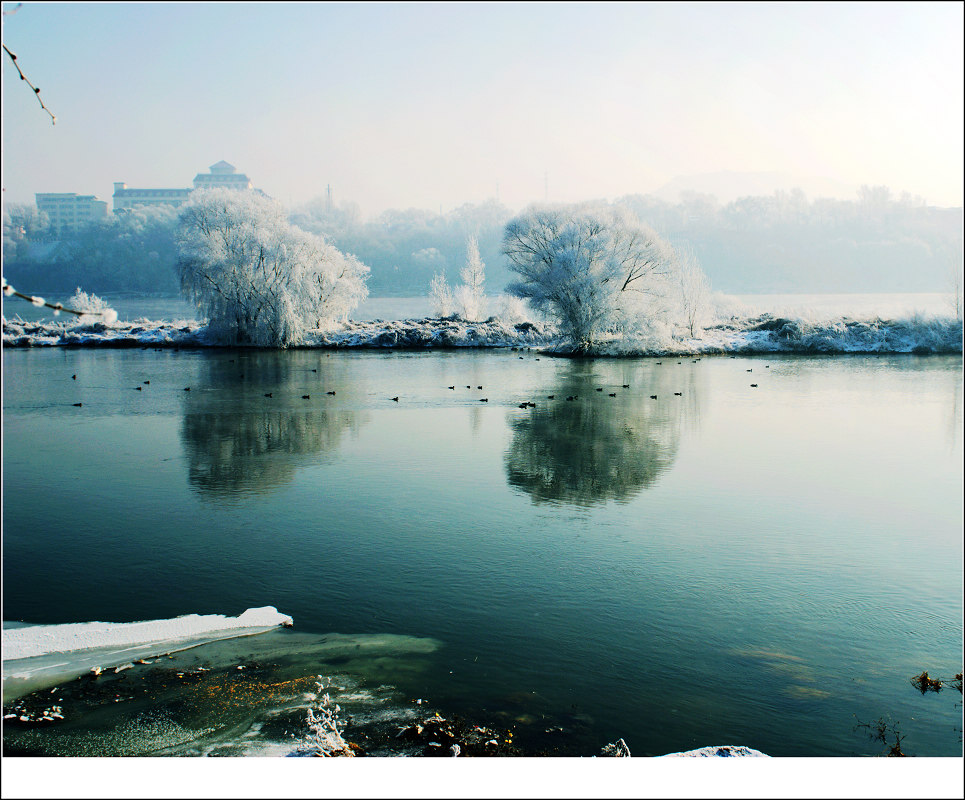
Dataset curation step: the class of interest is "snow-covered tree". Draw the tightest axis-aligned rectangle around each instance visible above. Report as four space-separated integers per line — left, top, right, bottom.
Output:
428 271 454 317
3 203 49 260
502 203 678 351
675 243 714 338
456 234 487 321
176 189 368 347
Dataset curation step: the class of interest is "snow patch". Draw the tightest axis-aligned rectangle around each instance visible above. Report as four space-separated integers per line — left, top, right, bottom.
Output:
660 745 770 757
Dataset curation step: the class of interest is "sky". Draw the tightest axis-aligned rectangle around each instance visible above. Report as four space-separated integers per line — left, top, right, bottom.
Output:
2 2 963 218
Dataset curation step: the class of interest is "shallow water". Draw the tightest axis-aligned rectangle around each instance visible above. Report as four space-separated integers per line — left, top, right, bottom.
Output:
2 347 962 756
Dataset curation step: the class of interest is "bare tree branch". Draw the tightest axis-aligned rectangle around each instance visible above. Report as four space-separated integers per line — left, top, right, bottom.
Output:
2 42 56 124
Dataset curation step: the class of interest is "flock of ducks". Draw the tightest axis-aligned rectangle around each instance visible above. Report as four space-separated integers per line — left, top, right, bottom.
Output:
67 356 769 408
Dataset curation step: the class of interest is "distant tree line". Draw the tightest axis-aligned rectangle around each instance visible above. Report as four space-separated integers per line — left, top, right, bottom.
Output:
3 186 962 299
2 204 181 293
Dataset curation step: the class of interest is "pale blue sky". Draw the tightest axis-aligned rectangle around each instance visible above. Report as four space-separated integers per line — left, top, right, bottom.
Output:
2 2 962 215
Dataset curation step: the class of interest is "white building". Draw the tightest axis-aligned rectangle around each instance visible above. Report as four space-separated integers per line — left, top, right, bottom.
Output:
192 161 253 192
112 161 258 213
34 193 109 233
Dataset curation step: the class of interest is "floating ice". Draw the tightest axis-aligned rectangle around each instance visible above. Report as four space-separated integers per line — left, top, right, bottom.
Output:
4 606 292 660
2 607 293 701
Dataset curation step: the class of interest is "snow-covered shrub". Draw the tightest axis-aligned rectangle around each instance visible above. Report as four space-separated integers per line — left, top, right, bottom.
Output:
495 294 532 325
68 287 118 326
502 203 680 352
176 189 369 347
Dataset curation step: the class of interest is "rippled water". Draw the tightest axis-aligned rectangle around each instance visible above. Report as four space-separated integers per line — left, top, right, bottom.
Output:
2 347 962 757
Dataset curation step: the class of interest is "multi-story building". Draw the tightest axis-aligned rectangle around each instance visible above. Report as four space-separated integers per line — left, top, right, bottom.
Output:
111 184 192 212
34 193 109 233
192 161 253 192
112 161 257 213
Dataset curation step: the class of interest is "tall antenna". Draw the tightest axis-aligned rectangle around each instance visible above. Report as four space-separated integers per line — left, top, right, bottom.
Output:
325 184 333 211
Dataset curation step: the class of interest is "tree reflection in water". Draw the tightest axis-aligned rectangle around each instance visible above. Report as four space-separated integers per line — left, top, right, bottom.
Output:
505 361 697 506
180 351 367 498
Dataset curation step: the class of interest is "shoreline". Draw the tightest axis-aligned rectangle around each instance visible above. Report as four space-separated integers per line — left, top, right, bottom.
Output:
3 313 962 356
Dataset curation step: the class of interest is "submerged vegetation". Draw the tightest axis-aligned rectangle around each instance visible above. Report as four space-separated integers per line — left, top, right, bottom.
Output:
855 669 963 757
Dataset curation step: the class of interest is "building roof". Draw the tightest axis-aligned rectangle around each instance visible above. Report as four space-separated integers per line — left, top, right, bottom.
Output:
209 161 236 173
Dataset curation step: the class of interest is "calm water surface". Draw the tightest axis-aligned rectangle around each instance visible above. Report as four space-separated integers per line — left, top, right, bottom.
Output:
2 348 962 756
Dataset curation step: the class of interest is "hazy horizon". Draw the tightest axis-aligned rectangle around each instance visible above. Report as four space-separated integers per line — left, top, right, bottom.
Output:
2 2 963 216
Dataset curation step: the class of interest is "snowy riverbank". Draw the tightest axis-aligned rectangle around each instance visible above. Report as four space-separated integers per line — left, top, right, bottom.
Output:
2 313 962 355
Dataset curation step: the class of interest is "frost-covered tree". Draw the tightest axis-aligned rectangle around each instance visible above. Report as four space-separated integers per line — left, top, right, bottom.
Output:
428 271 454 317
176 189 369 347
675 243 714 338
947 263 963 320
503 204 678 351
456 234 487 321
3 203 49 260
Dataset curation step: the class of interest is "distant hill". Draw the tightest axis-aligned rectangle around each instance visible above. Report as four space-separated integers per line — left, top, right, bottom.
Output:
652 171 859 204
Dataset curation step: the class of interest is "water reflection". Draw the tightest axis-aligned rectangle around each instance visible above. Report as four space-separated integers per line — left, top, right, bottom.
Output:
504 361 697 506
180 351 367 498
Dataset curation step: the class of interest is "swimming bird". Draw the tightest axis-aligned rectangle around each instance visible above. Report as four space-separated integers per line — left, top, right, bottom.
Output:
312 368 317 372
596 388 603 392
391 396 399 401
448 386 455 390
326 390 336 395
71 374 76 380
135 386 142 391
143 380 150 384
547 395 555 399
72 402 82 407
674 392 682 396
747 369 753 372
750 384 758 388
566 396 576 401
608 393 616 397
302 395 310 399
264 393 272 398
622 384 629 388
650 395 657 399
184 387 191 391
477 385 483 389
479 398 488 402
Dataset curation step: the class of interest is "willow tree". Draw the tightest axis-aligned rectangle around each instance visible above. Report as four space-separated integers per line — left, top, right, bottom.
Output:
502 203 678 351
177 189 368 347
